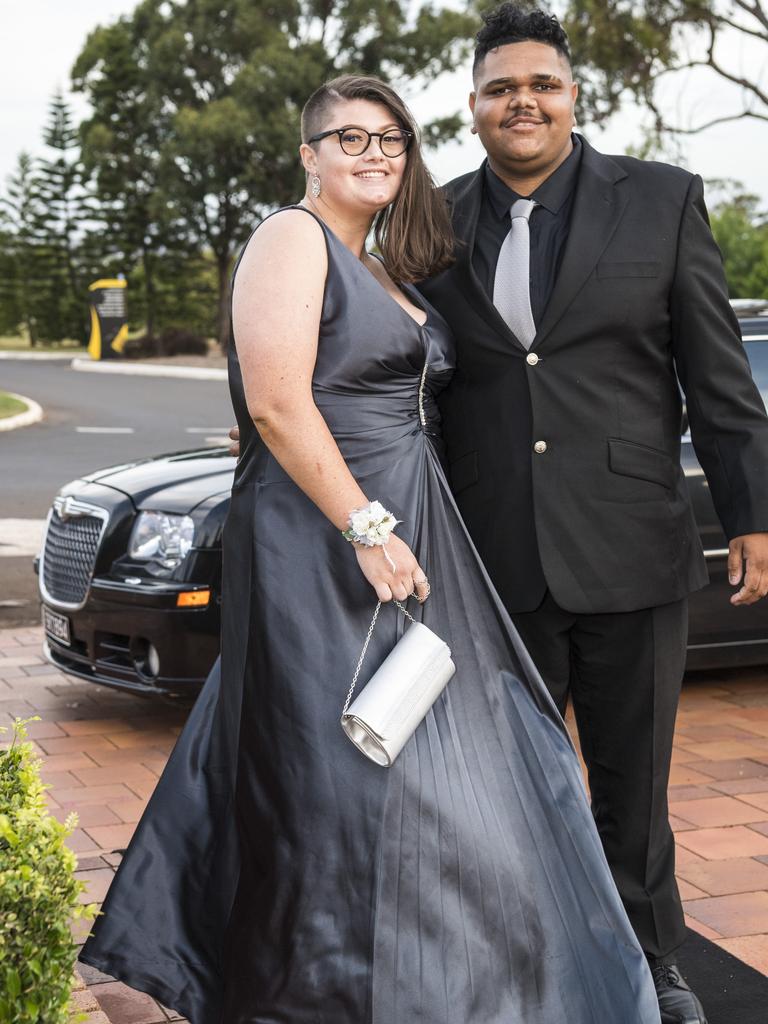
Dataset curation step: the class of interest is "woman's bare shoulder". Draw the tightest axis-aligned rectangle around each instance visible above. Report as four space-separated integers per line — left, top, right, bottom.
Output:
239 207 327 272
233 208 328 322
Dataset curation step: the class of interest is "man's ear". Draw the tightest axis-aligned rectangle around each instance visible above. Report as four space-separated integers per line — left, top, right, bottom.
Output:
469 91 477 117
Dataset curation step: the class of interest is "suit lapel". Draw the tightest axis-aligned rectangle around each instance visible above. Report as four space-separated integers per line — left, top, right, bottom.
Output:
449 162 528 353
533 139 629 349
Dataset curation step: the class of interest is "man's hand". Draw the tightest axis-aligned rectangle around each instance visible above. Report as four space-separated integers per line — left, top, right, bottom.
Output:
728 533 768 605
228 425 240 458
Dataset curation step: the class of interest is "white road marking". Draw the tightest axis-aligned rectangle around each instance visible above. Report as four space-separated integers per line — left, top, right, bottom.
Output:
0 519 46 557
76 426 135 433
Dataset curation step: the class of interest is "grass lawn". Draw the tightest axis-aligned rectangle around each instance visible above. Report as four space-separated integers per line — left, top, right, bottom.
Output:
0 335 83 352
0 391 28 419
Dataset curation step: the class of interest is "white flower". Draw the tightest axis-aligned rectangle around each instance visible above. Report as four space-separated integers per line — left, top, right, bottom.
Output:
350 509 375 537
375 515 397 541
346 502 400 546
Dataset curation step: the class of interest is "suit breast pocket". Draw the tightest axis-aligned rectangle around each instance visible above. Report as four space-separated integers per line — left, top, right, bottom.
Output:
596 261 661 279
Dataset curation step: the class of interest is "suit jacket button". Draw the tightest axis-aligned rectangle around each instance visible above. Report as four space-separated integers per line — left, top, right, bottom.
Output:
533 440 548 454
526 352 539 366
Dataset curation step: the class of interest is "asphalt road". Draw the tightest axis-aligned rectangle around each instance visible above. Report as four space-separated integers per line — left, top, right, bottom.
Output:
1 358 235 626
1 358 234 517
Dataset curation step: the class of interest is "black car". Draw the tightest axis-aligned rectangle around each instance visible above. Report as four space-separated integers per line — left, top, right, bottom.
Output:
37 309 768 695
36 450 233 697
685 306 768 669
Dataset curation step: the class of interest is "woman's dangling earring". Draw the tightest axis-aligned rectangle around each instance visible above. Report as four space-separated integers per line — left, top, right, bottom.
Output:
310 174 321 199
470 124 478 135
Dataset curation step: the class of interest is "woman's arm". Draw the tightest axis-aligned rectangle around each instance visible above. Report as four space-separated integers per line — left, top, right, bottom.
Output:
232 210 427 603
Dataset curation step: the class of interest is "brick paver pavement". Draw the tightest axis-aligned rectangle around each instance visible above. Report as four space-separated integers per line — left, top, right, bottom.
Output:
0 626 188 1024
3 624 768 1022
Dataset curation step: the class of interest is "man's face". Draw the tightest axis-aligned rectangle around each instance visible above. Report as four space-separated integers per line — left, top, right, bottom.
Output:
470 41 578 180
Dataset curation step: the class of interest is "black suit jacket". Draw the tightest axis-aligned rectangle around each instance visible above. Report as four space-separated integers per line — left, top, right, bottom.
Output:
419 136 768 614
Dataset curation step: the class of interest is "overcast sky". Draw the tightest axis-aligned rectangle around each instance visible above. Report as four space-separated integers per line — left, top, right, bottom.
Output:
3 0 768 208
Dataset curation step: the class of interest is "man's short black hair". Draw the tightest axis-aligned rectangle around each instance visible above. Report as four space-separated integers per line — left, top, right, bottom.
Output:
473 3 571 76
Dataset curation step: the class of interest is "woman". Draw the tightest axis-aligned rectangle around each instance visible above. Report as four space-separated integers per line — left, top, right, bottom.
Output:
80 75 660 1023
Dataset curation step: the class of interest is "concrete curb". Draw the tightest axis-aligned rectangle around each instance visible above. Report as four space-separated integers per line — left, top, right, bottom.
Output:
0 350 74 360
71 357 227 381
0 393 44 432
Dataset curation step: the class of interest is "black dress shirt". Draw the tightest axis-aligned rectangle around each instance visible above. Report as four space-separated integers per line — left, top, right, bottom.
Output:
472 135 582 327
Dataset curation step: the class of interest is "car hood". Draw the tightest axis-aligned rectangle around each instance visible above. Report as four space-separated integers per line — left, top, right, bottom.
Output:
81 447 237 514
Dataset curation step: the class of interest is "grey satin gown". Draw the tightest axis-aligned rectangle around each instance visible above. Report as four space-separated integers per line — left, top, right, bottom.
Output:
80 206 661 1024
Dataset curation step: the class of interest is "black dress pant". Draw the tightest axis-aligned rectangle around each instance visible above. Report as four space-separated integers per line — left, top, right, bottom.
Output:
511 590 688 960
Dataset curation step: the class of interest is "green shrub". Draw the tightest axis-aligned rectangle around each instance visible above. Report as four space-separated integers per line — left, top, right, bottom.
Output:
0 717 96 1023
122 333 159 359
122 326 210 359
158 326 209 357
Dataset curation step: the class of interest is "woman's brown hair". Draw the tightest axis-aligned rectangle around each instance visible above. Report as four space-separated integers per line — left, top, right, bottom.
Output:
301 75 454 283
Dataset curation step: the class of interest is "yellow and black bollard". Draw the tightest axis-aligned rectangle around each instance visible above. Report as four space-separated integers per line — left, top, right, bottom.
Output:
87 278 128 360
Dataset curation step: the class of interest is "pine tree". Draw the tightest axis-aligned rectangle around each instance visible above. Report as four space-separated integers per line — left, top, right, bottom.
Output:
0 153 47 345
33 90 97 344
0 95 107 345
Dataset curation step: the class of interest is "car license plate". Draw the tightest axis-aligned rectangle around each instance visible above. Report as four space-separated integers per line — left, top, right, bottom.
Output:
43 607 71 646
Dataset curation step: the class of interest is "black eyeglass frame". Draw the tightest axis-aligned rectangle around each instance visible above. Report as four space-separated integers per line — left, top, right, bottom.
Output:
307 126 414 157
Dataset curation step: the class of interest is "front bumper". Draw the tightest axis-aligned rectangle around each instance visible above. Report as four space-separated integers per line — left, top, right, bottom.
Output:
41 576 219 697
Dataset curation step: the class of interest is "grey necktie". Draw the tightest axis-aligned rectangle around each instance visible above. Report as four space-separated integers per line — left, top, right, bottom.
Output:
493 198 537 348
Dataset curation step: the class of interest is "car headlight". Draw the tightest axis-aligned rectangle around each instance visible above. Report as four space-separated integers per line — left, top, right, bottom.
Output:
128 512 195 569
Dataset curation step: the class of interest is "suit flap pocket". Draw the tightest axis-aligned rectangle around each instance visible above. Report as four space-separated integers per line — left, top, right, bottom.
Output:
449 451 479 494
597 260 660 279
608 438 674 490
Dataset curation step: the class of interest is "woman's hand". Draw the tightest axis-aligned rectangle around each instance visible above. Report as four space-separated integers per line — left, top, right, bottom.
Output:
354 534 430 603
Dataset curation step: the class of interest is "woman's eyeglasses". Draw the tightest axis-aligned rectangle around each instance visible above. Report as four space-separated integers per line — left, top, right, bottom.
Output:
307 126 413 158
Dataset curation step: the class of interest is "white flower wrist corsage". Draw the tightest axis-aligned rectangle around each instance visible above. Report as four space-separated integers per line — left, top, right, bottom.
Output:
343 501 400 547
343 501 401 571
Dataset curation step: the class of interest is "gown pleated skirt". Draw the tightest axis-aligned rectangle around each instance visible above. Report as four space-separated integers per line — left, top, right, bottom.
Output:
79 206 661 1024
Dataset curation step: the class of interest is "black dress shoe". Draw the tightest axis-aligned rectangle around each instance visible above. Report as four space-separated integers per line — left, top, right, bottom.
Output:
651 963 708 1024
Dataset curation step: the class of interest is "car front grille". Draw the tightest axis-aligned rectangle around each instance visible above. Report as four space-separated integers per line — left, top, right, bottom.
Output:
41 498 108 607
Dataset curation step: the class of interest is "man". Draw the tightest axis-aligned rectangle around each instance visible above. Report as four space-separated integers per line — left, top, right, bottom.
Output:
421 5 768 1022
229 5 768 1020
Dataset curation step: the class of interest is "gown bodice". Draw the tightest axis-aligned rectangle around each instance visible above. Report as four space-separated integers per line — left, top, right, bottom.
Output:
228 206 455 482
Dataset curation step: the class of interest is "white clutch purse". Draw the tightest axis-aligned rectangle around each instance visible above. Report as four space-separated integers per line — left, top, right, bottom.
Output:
341 600 455 766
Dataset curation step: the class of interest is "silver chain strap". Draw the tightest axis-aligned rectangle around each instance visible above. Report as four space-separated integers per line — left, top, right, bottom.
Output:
342 599 416 716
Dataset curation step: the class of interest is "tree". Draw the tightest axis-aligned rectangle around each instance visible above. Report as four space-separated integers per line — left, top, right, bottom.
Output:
0 154 48 344
33 91 101 343
0 103 106 345
708 184 768 298
563 0 768 142
0 225 23 337
72 6 179 337
73 0 476 347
